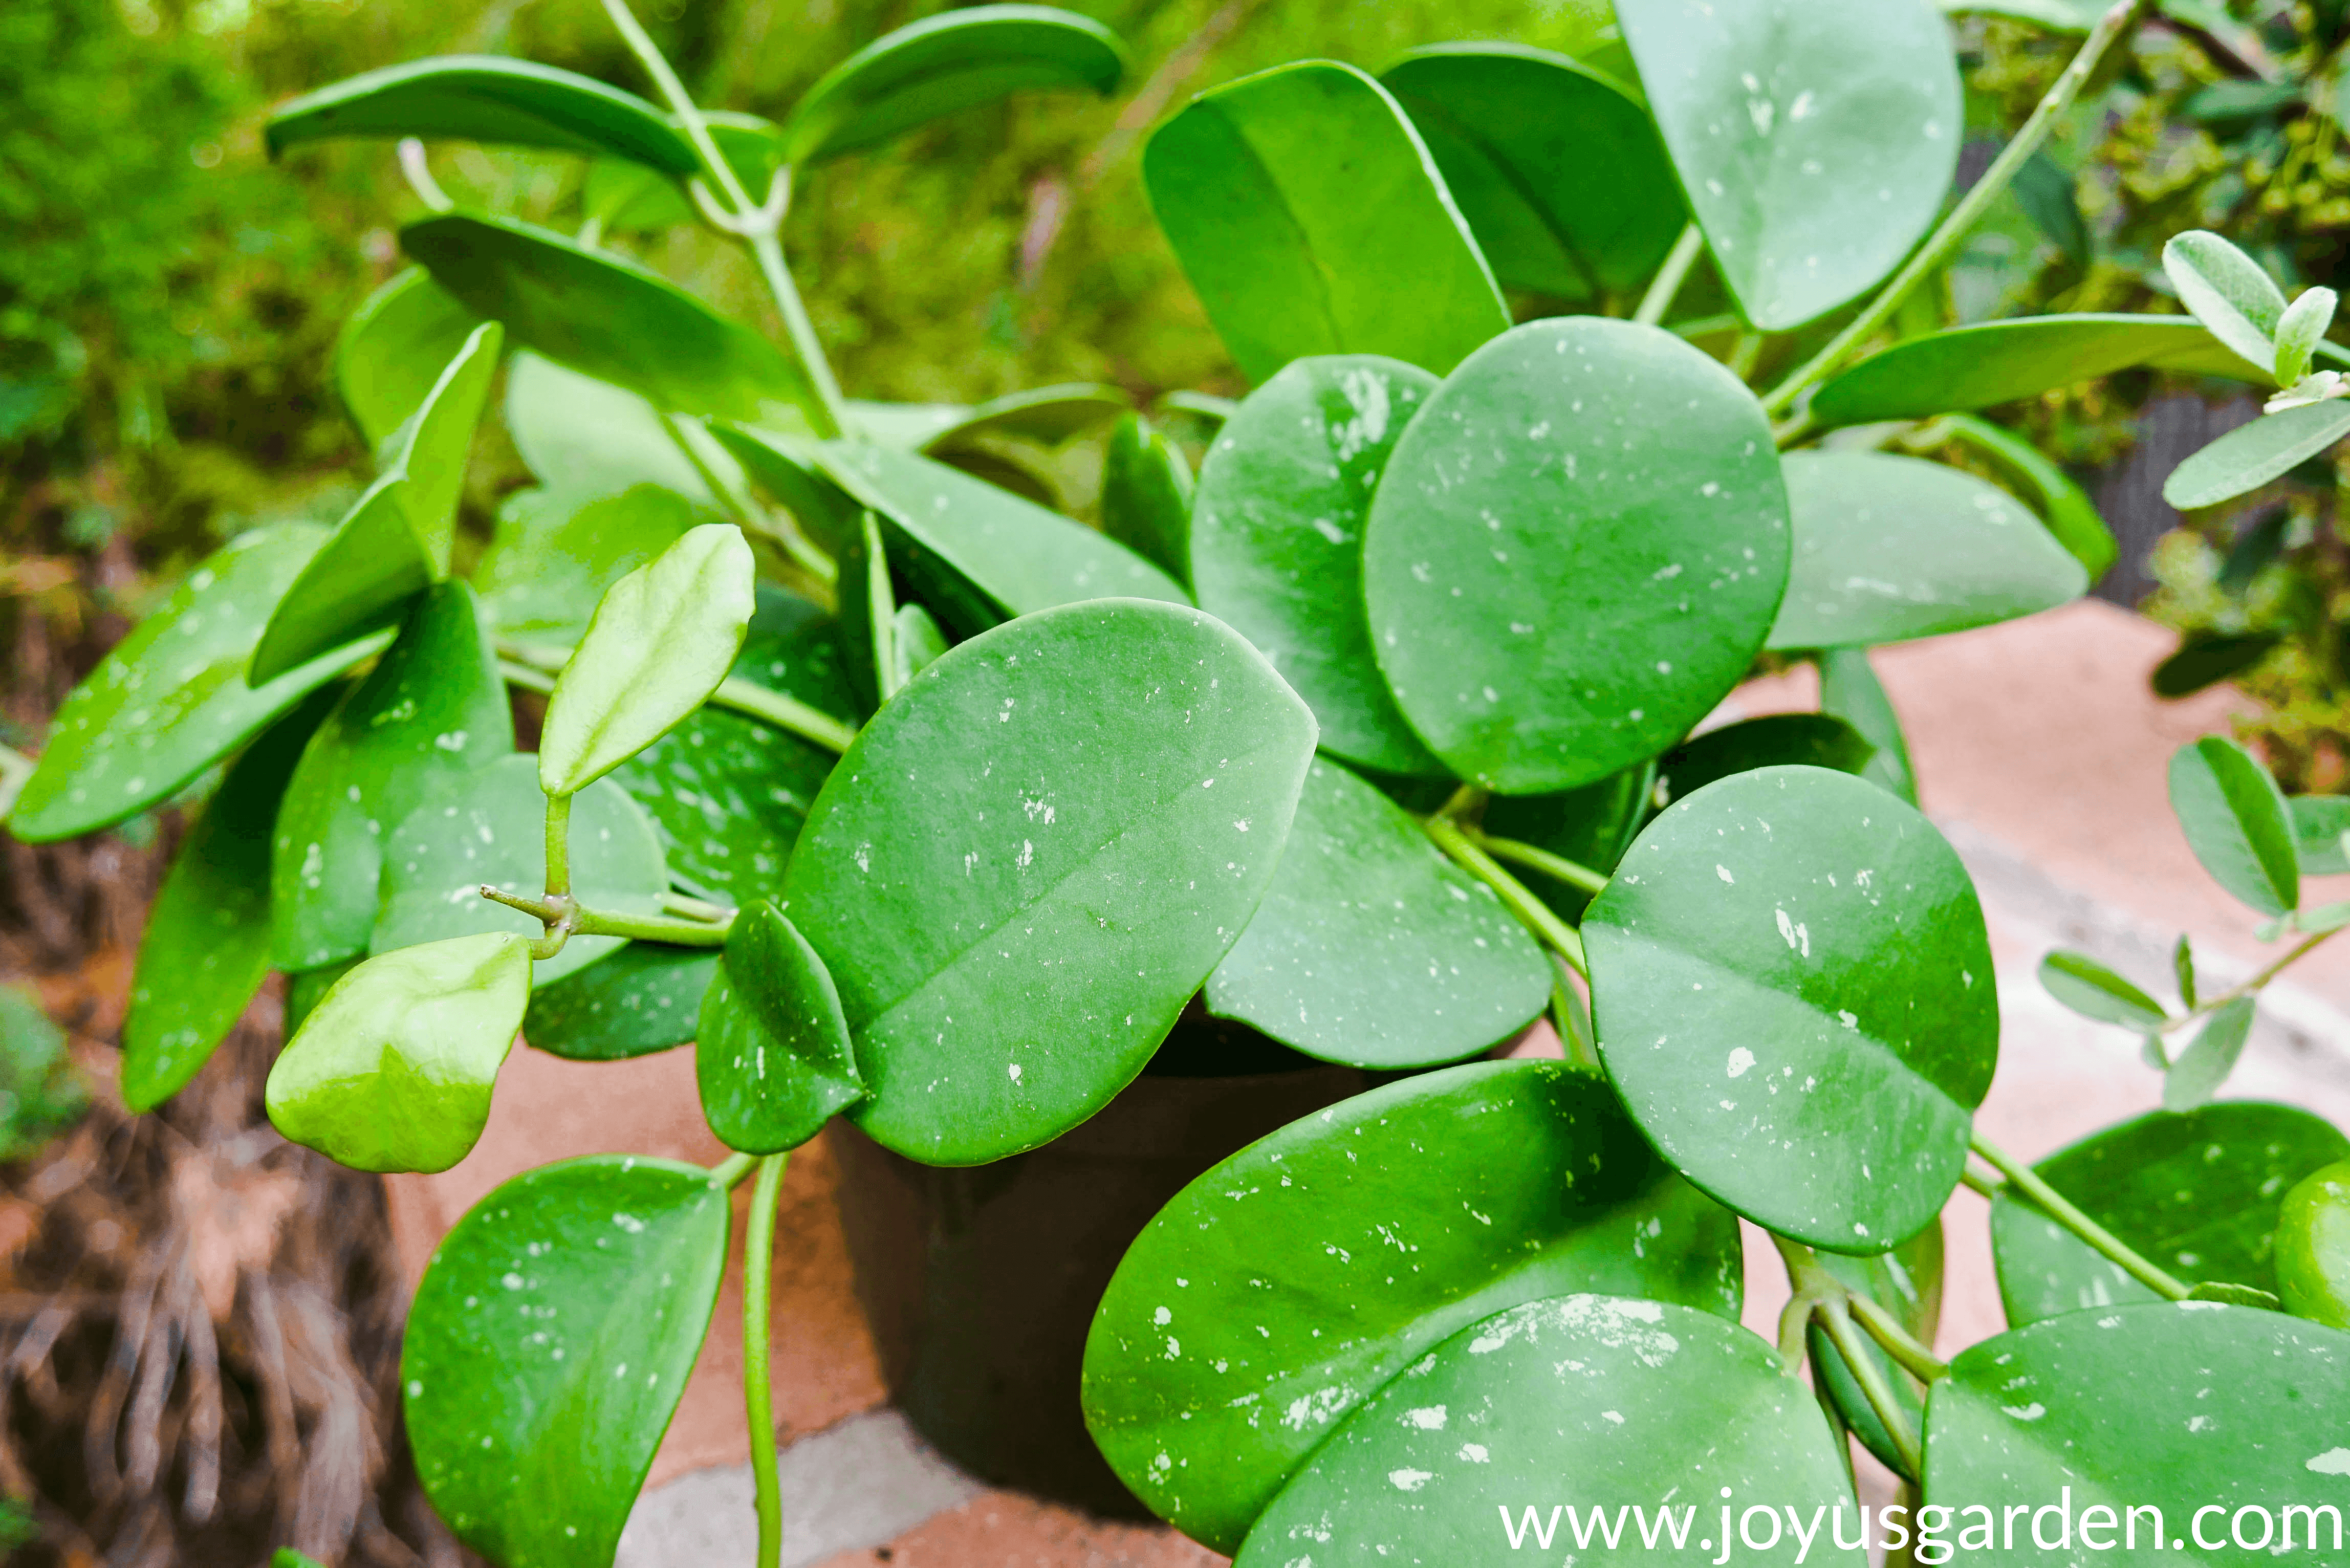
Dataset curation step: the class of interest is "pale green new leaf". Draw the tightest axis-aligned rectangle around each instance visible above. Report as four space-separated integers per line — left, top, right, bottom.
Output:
2274 287 2338 388
2162 399 2350 510
2162 229 2289 376
2169 734 2299 917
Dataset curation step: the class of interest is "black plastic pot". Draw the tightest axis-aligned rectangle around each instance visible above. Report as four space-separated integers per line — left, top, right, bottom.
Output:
829 1017 1370 1516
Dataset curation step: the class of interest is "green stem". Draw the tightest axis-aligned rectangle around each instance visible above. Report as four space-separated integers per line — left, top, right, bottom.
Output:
1818 1298 1923 1477
1549 967 1601 1071
1758 0 2151 417
1424 815 1589 978
543 791 573 900
1470 831 1610 897
480 885 735 946
1959 1163 2002 1200
1634 223 1705 327
750 228 847 440
709 1151 758 1187
743 1152 788 1568
2156 927 2342 1033
1971 1131 2190 1300
1847 1292 1950 1384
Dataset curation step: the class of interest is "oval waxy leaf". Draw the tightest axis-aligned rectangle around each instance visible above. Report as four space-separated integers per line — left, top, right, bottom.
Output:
265 931 531 1173
1585 766 1999 1250
478 484 720 644
373 754 667 987
1380 43 1685 303
1191 355 1441 775
1235 1294 1859 1568
697 903 863 1153
1363 317 1789 793
1769 451 2088 650
122 688 338 1112
2293 794 2350 876
2038 950 2168 1031
1620 0 1960 330
266 55 695 172
1101 412 1193 588
271 581 514 972
402 213 815 428
1923 1301 2350 1545
779 4 1125 166
1655 713 1874 804
504 351 744 513
1938 412 2119 580
2170 735 2299 917
1204 758 1550 1068
1083 1061 1744 1552
1988 1101 2348 1325
403 1156 729 1568
6 526 388 843
817 443 1189 636
783 600 1316 1165
335 269 481 451
2162 399 2350 511
1819 645 1918 804
524 943 716 1062
540 524 755 798
1143 60 1508 384
2278 1160 2350 1329
2164 229 2288 375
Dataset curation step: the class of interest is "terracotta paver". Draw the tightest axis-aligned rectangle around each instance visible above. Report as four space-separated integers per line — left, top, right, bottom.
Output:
808 1490 1228 1568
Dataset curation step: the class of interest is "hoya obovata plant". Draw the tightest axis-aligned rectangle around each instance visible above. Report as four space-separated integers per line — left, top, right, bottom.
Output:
10 0 2350 1562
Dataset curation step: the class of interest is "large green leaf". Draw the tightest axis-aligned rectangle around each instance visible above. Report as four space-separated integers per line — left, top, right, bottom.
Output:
334 269 481 451
1656 713 1874 803
266 55 696 172
265 931 532 1173
272 582 513 973
1190 355 1442 775
121 688 337 1112
6 526 389 843
1100 413 1193 588
1619 0 1961 330
503 352 743 512
1143 61 1509 384
816 443 1189 636
1923 1302 2350 1553
1203 758 1550 1068
1234 1294 1858 1567
1811 315 2280 426
778 4 1126 166
1083 1061 1744 1552
1768 451 2088 650
1939 412 2119 579
402 213 815 428
523 943 716 1062
1380 43 1685 303
1584 766 1999 1250
477 484 720 644
696 902 863 1153
2278 1160 2350 1329
1363 317 1788 793
2293 794 2350 876
373 754 666 987
2163 400 2350 510
2169 735 2300 917
781 600 1315 1164
1809 1222 1943 1482
404 1157 729 1567
1990 1102 2348 1324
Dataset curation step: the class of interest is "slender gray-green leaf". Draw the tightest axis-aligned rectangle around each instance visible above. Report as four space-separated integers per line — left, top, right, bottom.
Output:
2162 399 2350 510
1363 317 1788 793
2274 287 2338 387
2163 229 2289 376
1192 355 1443 775
525 943 715 1061
2169 734 2300 917
266 55 697 172
1143 60 1509 383
540 524 754 797
334 269 481 451
2292 794 2350 876
2165 995 2257 1112
697 902 863 1153
2038 950 2168 1031
1101 413 1193 587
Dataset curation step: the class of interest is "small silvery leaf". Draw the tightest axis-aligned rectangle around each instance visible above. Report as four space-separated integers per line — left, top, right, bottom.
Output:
2272 287 2338 388
539 523 755 797
2264 368 2348 415
2162 230 2289 374
2164 995 2256 1112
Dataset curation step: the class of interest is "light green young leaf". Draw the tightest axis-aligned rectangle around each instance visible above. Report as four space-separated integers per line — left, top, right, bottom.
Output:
2164 994 2257 1112
2169 734 2300 916
2162 399 2350 510
2293 794 2350 875
697 902 864 1153
2273 287 2338 388
2277 1160 2350 1329
2038 950 2168 1031
334 269 481 451
540 524 755 798
2162 229 2290 376
265 931 531 1173
265 55 698 172
1100 413 1193 588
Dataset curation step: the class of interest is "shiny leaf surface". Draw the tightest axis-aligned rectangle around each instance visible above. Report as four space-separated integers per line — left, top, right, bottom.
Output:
697 903 863 1153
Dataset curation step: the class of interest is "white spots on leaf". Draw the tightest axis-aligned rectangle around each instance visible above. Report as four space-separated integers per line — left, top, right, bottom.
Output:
1716 864 1734 884
1389 1468 1434 1492
2307 1448 2350 1474
1727 1048 1755 1079
1774 907 1811 957
1403 1406 1447 1430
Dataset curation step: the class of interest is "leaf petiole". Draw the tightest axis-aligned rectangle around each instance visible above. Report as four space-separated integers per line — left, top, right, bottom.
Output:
1971 1130 2191 1300
1422 815 1589 978
744 1152 789 1568
1634 222 1705 327
1469 829 1610 897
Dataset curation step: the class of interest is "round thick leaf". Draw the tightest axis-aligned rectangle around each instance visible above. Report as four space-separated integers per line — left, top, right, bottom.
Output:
403 1156 729 1568
697 903 863 1153
2163 400 2350 510
1619 0 1960 330
334 269 481 451
1143 61 1509 384
1083 1061 1744 1551
122 688 338 1112
373 754 667 987
524 943 715 1062
1192 355 1441 774
540 524 754 797
1657 713 1874 804
1101 413 1193 588
265 55 695 172
1584 766 1998 1250
782 599 1316 1164
402 213 814 428
1809 1222 1943 1482
271 581 514 972
2278 1161 2350 1329
2293 795 2350 876
1812 315 2280 425
2170 735 2299 918
477 484 720 644
266 932 531 1173
7 526 389 843
1234 1294 1857 1567
817 443 1189 637
1363 317 1789 793
2037 950 2168 1031
1988 1101 2347 1325
503 352 743 512
1924 1301 2350 1550
1768 451 2088 650
779 4 1126 166
1204 758 1550 1068
1380 43 1684 302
